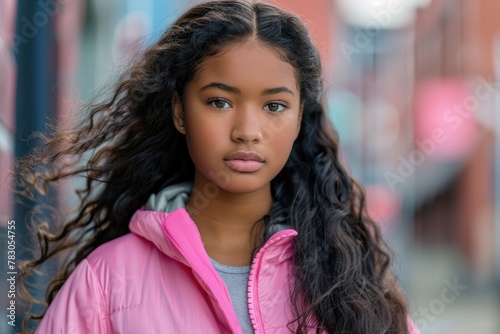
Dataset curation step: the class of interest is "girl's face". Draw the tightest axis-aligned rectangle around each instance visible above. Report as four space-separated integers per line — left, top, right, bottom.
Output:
174 39 302 194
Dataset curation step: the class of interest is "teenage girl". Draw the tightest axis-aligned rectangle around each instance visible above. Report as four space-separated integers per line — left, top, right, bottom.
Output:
19 0 420 333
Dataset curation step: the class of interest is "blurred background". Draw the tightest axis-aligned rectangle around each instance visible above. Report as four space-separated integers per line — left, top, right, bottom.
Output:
0 0 499 333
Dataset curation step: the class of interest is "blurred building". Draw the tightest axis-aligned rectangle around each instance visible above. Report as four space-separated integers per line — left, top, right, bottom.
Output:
331 0 499 332
0 0 16 226
0 2 19 333
413 0 498 283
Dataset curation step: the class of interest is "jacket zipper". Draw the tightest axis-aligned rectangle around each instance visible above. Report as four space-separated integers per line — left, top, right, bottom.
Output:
247 230 296 333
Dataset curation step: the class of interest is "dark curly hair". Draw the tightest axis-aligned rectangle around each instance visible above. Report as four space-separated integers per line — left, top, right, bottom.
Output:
18 0 410 332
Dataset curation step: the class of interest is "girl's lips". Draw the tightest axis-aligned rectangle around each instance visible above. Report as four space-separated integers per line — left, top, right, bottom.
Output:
223 151 265 172
224 159 264 172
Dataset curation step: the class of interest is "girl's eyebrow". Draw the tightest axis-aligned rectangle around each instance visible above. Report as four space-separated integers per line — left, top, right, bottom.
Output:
262 87 295 97
200 82 240 93
200 82 295 96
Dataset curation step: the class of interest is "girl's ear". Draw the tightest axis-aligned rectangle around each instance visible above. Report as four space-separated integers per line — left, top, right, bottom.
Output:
295 103 304 138
172 92 185 134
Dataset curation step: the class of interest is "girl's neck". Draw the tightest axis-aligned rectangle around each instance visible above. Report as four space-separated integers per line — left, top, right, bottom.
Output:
185 175 271 266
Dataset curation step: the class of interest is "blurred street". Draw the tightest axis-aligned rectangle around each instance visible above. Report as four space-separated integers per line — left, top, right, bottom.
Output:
409 248 499 333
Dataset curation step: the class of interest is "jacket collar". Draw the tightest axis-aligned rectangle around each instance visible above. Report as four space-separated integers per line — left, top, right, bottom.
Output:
130 182 298 267
129 207 297 267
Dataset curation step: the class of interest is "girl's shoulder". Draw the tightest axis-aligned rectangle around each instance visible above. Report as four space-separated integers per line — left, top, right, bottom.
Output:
87 232 149 260
85 232 160 273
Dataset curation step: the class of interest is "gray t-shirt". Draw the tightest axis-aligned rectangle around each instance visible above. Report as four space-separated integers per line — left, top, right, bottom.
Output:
210 258 254 334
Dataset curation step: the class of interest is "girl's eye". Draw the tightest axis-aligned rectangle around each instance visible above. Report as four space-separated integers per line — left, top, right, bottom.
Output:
264 102 288 113
208 99 231 109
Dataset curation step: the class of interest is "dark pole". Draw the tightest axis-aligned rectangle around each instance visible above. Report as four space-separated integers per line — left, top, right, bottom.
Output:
13 1 57 332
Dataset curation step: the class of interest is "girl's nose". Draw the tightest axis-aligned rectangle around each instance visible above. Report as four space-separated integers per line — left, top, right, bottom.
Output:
230 106 263 144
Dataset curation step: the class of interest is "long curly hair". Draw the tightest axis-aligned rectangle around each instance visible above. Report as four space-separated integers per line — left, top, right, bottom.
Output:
18 0 410 332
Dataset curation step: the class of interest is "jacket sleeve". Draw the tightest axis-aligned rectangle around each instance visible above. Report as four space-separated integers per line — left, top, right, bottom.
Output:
36 259 110 334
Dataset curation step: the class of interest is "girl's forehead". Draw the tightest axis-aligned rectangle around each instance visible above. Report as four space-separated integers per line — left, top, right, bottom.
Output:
190 40 300 93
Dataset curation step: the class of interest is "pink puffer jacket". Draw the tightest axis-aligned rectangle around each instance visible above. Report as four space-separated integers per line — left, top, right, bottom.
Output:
36 207 420 333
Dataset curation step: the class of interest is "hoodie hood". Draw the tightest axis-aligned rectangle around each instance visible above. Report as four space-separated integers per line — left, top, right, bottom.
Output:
145 182 192 212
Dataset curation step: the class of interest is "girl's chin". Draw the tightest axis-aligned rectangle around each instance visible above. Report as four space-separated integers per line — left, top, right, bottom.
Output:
215 179 272 195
